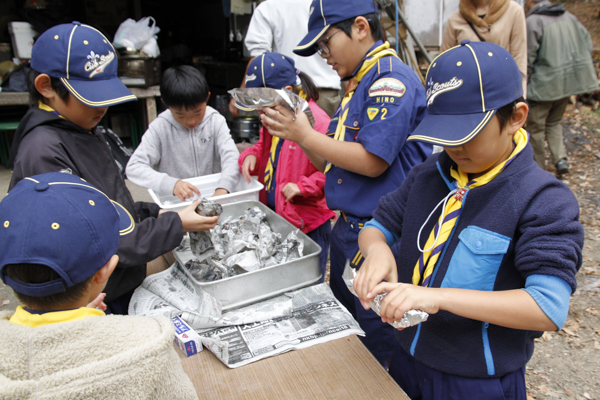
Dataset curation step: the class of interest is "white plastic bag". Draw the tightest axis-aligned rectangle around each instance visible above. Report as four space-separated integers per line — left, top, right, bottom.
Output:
113 17 160 52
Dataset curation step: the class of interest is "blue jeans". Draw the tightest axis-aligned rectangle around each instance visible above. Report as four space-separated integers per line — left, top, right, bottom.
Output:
307 219 332 283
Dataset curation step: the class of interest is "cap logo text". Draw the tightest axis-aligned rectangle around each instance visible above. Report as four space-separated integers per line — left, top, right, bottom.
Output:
85 50 115 78
426 77 463 106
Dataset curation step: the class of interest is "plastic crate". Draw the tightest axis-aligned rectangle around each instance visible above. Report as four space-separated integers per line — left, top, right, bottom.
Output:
148 173 263 212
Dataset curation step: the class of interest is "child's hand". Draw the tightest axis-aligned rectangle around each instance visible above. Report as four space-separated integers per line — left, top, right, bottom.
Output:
173 180 201 202
282 182 301 202
178 199 220 233
87 293 107 311
212 188 229 197
371 282 440 325
260 105 312 144
353 242 398 310
241 155 257 183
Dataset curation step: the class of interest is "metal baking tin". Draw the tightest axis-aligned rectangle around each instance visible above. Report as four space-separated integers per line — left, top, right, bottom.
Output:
173 200 322 311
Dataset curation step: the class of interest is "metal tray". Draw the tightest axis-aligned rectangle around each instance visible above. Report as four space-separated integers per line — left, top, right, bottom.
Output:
173 201 322 311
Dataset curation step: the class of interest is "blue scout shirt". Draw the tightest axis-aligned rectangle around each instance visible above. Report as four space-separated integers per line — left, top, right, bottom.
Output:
325 41 431 217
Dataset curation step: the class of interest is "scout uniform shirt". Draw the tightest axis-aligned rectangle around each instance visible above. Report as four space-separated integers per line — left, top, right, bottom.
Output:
324 41 431 218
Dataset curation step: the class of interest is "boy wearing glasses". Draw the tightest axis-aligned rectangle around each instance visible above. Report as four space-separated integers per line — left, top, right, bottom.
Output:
260 0 431 365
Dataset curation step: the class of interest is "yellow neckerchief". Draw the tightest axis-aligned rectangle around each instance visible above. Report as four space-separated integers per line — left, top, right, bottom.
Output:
324 42 399 173
38 100 65 119
412 128 528 287
265 90 309 191
9 305 104 327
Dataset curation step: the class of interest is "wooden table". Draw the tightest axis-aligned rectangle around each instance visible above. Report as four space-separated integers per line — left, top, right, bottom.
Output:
179 335 409 399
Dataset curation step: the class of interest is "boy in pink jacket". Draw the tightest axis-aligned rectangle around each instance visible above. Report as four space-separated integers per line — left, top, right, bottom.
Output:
238 53 335 281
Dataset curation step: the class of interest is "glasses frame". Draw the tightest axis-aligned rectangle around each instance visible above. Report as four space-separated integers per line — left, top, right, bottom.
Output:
315 28 343 55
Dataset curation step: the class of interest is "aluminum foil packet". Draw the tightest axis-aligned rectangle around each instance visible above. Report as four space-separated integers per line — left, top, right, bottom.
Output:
342 262 428 329
184 258 236 282
195 198 223 217
189 199 223 256
229 87 309 114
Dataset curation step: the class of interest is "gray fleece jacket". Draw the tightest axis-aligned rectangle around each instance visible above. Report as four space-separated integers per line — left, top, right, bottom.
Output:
126 106 241 196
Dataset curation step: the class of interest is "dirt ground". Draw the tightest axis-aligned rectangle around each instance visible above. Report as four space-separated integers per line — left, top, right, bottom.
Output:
524 2 600 399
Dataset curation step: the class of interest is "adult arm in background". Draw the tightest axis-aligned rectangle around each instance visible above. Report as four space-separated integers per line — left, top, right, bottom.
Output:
508 4 528 93
525 14 543 80
440 12 461 52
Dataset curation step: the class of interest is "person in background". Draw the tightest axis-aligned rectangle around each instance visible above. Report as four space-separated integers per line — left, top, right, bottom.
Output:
229 0 341 118
0 172 198 400
524 0 599 175
126 65 241 201
353 41 583 400
237 52 335 282
8 23 218 314
441 0 527 93
259 0 432 366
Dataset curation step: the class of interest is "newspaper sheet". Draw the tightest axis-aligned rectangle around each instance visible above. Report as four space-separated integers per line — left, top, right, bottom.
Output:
129 264 364 368
129 263 292 329
198 283 365 368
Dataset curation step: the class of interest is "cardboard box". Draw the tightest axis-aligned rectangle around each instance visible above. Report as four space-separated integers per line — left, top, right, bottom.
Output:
8 22 38 60
172 316 203 357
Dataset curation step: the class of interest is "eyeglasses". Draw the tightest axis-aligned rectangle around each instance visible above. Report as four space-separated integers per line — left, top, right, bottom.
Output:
315 28 343 55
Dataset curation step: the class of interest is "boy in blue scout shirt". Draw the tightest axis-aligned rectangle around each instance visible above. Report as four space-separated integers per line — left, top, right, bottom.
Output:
353 41 584 399
260 0 431 365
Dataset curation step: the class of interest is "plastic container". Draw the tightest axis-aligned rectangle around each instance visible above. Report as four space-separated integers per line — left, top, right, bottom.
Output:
148 173 263 212
8 22 38 60
173 201 322 311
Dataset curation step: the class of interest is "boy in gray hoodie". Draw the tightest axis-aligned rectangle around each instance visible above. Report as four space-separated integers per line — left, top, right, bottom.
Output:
126 66 241 201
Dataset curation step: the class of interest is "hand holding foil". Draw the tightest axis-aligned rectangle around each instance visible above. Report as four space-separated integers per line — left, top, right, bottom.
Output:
229 87 309 115
343 261 428 329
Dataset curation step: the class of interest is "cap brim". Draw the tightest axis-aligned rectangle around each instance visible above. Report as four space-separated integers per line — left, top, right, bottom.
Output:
61 77 137 108
407 110 496 147
111 200 135 236
293 25 330 57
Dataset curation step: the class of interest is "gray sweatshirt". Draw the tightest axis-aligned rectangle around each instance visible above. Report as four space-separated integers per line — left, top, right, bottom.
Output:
126 107 241 196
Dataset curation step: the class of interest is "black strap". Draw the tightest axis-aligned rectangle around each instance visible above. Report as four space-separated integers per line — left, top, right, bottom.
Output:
467 20 486 42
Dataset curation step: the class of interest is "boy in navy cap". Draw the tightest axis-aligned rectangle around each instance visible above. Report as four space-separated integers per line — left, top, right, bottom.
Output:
7 22 218 313
353 41 583 399
0 172 198 399
259 0 431 365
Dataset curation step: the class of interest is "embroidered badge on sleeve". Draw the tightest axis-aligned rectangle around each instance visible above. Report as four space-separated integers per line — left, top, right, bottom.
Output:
368 78 406 100
367 107 380 121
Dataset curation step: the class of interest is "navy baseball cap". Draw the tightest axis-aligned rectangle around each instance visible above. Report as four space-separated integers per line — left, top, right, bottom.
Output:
407 41 523 147
31 22 137 108
0 172 135 297
235 53 297 111
294 0 378 56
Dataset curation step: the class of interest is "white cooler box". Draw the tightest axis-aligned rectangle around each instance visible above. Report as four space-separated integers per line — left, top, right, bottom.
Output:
148 173 263 212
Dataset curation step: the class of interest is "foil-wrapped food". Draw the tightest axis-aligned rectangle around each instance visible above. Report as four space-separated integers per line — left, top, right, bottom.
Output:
342 262 428 329
229 87 308 114
189 199 224 255
229 87 315 128
184 206 305 282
